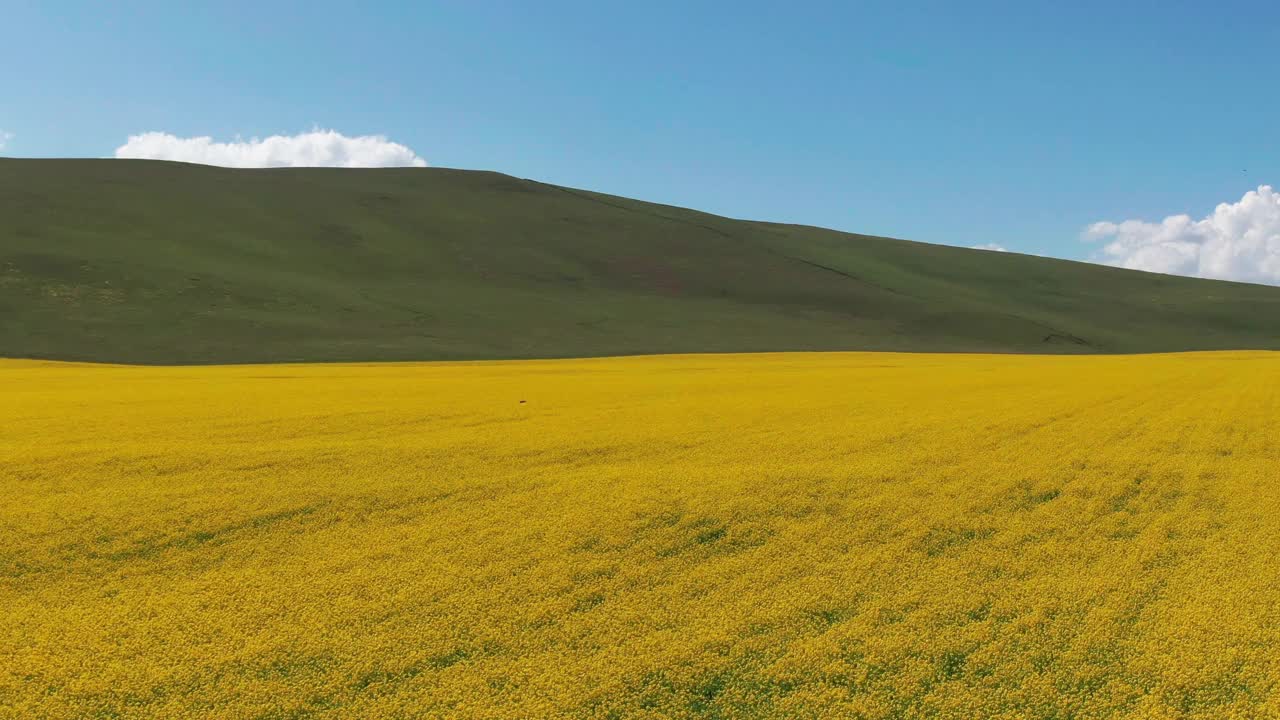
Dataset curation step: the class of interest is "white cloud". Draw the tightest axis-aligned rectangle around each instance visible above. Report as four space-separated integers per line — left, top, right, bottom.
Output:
970 243 1008 252
0 130 11 151
113 129 427 168
1084 186 1280 285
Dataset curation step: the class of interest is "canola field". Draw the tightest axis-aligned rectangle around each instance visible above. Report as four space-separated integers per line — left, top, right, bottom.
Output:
4 351 1280 719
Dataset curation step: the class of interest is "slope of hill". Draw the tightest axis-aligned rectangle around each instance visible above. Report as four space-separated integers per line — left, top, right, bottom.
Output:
2 158 1278 363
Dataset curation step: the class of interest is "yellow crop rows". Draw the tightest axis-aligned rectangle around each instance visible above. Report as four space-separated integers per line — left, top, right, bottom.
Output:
3 352 1279 719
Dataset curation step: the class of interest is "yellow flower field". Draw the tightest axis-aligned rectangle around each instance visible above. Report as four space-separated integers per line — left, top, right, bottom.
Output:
4 351 1280 719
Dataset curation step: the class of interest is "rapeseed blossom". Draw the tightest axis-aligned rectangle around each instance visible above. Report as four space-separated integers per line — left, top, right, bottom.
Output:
3 352 1278 718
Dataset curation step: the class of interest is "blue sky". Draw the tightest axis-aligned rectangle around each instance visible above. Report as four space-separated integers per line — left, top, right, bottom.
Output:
4 1 1279 278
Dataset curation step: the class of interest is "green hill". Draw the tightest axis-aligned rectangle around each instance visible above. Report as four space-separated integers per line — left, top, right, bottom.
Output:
2 157 1278 363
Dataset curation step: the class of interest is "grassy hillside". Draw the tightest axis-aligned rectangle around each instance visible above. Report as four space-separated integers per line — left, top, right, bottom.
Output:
2 158 1278 363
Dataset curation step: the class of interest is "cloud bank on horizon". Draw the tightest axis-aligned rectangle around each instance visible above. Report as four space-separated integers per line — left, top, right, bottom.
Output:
114 130 427 168
0 130 12 151
1085 186 1280 286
